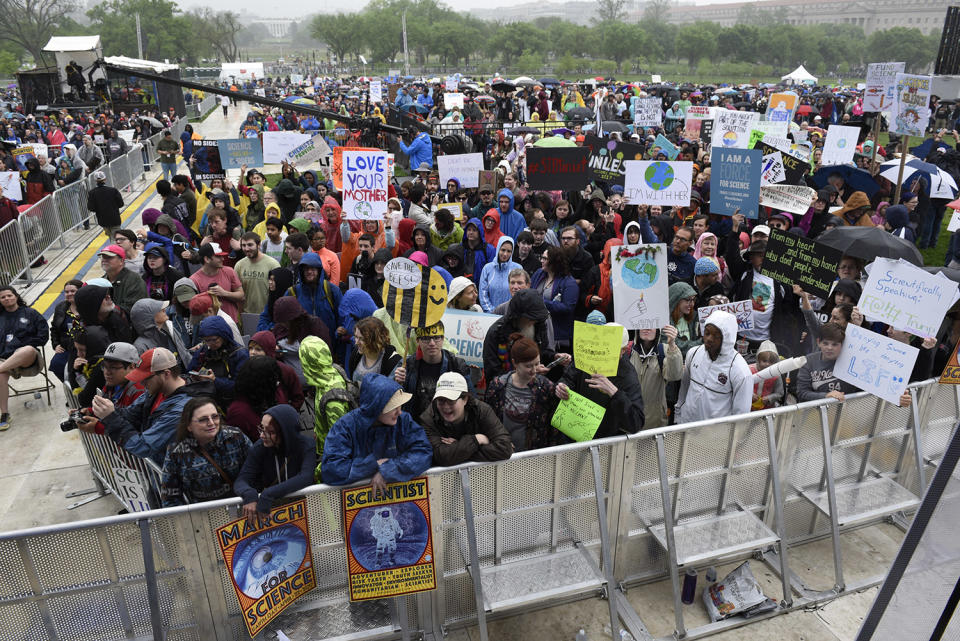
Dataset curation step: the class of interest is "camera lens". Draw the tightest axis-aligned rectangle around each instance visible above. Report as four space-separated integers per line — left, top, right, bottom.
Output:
59 419 78 432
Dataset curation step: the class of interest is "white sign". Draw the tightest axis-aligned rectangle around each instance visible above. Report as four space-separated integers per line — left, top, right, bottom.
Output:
610 243 670 330
445 77 458 92
858 257 960 338
759 184 817 215
342 149 389 220
623 160 693 207
438 153 483 189
864 62 905 112
118 129 135 143
283 133 332 167
892 73 932 137
383 257 422 289
444 93 464 110
760 152 786 185
369 80 383 103
633 97 662 127
834 324 919 406
821 125 860 166
0 171 21 201
262 131 311 164
111 464 150 512
651 74 661 83
712 110 761 152
754 119 788 138
948 209 960 233
441 309 501 368
697 300 754 333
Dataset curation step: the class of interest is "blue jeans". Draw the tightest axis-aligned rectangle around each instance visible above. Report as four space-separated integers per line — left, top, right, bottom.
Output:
919 201 947 249
946 231 960 267
49 350 69 382
161 162 177 182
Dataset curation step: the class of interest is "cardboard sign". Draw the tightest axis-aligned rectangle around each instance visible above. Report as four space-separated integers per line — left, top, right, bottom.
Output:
382 264 448 327
633 97 662 127
441 309 501 368
756 142 806 185
217 138 263 170
760 229 842 299
573 320 623 376
525 147 590 191
652 134 679 160
698 300 754 333
891 73 932 137
477 169 502 194
712 110 761 152
333 146 377 190
835 324 918 406
684 106 712 137
262 131 311 164
216 499 316 637
858 257 960 339
938 340 960 384
551 390 605 442
764 92 799 124
283 132 333 167
623 160 693 207
759 184 817 215
192 139 225 180
583 134 645 187
438 152 483 189
369 80 383 103
610 243 670 329
761 151 786 185
821 125 861 166
0 171 22 201
342 150 389 220
864 62 905 112
711 148 761 218
443 92 464 110
342 478 436 601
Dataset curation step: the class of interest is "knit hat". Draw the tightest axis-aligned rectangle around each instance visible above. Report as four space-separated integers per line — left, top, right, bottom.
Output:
694 257 719 276
585 310 607 325
448 276 476 302
668 281 696 312
757 340 779 360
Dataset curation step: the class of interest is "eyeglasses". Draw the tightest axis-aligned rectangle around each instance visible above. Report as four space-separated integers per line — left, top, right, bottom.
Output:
675 236 692 244
561 236 577 242
257 424 274 435
418 335 443 343
193 414 220 425
102 362 129 371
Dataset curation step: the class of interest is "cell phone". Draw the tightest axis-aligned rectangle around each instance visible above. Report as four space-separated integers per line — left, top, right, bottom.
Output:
188 370 202 377
545 356 565 369
95 389 105 398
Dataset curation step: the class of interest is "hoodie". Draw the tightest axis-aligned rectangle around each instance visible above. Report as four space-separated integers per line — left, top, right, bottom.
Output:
403 224 443 266
479 236 521 312
483 288 557 383
187 315 249 401
460 217 496 285
74 285 134 344
885 204 915 242
234 404 317 514
298 336 352 481
290 252 342 338
629 332 684 429
398 132 433 171
321 373 433 486
495 188 526 239
257 267 294 332
481 208 504 247
440 244 466 278
337 288 378 366
319 196 359 254
675 310 753 424
273 178 302 223
130 298 174 355
362 247 394 306
142 242 184 300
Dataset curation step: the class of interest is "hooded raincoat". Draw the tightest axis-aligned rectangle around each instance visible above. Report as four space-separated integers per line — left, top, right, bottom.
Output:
187 315 249 402
299 336 353 482
289 252 342 338
478 236 521 312
130 298 175 355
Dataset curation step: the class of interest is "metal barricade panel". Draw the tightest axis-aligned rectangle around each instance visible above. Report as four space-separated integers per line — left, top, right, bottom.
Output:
0 600 46 641
0 538 32 598
0 218 29 283
29 529 113 590
918 383 959 470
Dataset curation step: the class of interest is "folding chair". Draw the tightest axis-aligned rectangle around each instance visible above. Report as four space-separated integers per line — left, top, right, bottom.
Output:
8 347 55 407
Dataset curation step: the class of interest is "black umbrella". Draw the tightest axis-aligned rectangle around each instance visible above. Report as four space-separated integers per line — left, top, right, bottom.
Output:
538 77 560 86
507 126 539 136
817 227 924 266
565 107 594 120
733 101 754 109
491 80 515 92
600 121 628 133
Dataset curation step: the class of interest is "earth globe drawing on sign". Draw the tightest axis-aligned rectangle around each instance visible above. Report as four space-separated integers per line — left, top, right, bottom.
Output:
622 255 660 289
644 162 674 191
721 130 739 146
353 201 373 219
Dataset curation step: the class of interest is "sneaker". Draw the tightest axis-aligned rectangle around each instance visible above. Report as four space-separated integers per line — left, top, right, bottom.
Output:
0 413 9 431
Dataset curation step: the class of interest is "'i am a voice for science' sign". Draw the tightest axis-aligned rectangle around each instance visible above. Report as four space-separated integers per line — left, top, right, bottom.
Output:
342 149 389 220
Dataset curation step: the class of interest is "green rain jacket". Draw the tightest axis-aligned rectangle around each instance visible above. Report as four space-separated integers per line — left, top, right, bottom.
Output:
299 335 352 482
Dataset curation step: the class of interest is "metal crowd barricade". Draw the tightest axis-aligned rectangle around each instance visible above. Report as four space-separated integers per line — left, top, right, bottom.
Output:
0 218 30 284
69 429 164 513
0 379 955 641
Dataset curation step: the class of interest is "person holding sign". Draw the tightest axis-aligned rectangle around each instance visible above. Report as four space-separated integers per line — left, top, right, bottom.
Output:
393 322 474 421
555 324 645 439
628 325 684 429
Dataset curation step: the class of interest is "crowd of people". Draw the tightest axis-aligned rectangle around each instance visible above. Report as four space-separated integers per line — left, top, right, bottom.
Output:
2 72 958 517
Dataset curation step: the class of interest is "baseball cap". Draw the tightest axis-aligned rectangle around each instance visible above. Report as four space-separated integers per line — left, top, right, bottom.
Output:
751 225 771 237
198 242 228 259
99 244 126 260
173 283 196 304
433 372 468 401
99 342 139 365
93 170 106 182
126 347 177 383
381 388 413 414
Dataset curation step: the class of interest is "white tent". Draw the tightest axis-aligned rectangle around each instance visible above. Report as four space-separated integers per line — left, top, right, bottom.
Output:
781 65 818 85
105 56 179 74
43 36 106 95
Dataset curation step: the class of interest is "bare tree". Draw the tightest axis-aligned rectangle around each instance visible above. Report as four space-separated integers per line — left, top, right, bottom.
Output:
643 0 671 24
0 0 77 66
190 8 242 62
594 0 628 23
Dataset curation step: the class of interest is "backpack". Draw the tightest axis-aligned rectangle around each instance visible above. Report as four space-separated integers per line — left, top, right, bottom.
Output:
316 363 359 417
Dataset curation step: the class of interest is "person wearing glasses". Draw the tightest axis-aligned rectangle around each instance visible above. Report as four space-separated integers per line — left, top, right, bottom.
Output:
76 342 145 436
392 322 474 421
667 226 697 286
187 316 250 408
160 397 251 507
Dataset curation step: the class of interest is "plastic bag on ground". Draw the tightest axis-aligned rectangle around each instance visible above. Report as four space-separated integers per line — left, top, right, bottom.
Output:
702 561 769 622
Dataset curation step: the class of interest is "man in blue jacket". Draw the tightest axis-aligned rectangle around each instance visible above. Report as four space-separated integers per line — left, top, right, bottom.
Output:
187 316 249 406
399 127 433 171
321 373 433 493
289 252 342 338
495 188 526 240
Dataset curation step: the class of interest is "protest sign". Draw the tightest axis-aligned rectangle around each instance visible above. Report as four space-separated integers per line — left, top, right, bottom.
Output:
573 320 623 376
858 257 960 338
864 62 905 112
624 160 692 207
283 132 333 167
333 146 377 190
760 229 842 299
684 105 712 135
711 148 761 218
438 152 483 189
369 80 382 103
835 324 918 406
712 110 761 152
760 151 786 185
0 172 22 201
634 97 662 127
891 73 932 137
551 390 605 442
948 209 960 233
192 139 225 180
939 341 960 384
262 131 311 164
342 149 389 220
755 118 790 139
342 477 436 601
445 77 458 92
216 499 316 637
216 138 263 170
698 299 754 333
118 129 135 143
611 243 670 329
583 134 645 187
526 147 590 191
821 125 861 166
110 464 150 512
388 84 400 104
441 309 500 367
444 93 464 110
477 169 503 194
756 142 806 185
699 118 715 148
759 184 817 215
382 261 447 327
11 146 35 172
439 201 464 223
652 133 679 160
651 74 661 83
764 92 799 124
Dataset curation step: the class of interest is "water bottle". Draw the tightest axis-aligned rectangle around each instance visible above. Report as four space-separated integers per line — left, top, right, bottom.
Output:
681 568 698 604
706 566 717 584
575 629 588 641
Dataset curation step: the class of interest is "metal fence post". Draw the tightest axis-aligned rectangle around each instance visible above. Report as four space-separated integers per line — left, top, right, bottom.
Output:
139 518 167 641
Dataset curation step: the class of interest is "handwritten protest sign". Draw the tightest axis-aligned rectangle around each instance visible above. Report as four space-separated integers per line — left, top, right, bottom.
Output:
891 73 932 137
441 310 500 367
711 148 761 218
283 132 333 167
551 390 605 442
760 151 786 185
698 300 753 333
382 261 448 327
634 98 662 127
262 131 311 164
652 134 679 160
821 125 860 166
712 110 760 152
369 80 382 103
760 229 842 299
438 153 483 189
756 142 806 185
444 92 464 110
217 138 263 169
583 135 645 187
611 243 669 329
624 160 692 207
939 341 960 384
216 499 316 637
864 62 905 112
764 92 799 125
333 146 377 190
684 105 711 134
759 184 817 215
0 172 22 201
192 139 224 180
526 147 589 191
858 257 960 338
835 324 918 406
573 321 623 376
342 149 389 220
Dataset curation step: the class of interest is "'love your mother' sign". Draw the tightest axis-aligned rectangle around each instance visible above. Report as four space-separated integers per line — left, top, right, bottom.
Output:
342 150 389 220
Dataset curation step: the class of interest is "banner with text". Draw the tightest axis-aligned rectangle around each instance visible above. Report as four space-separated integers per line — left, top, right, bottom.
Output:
441 309 501 368
760 229 842 299
633 97 663 127
262 131 312 164
858 257 960 338
711 148 761 218
526 147 590 191
698 299 754 334
712 110 761 153
624 160 693 207
283 132 333 167
438 152 483 189
835 324 918 406
192 139 225 180
583 134 645 187
217 138 263 170
759 184 817 215
342 149 389 220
